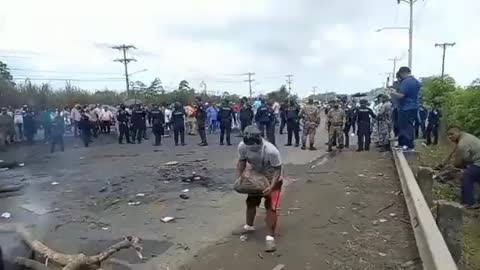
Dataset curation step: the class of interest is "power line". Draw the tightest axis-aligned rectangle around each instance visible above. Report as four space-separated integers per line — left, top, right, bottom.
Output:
111 44 137 98
435 42 456 78
9 68 120 76
13 77 124 82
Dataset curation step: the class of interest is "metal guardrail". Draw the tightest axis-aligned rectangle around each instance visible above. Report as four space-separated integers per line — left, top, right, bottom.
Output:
392 149 458 270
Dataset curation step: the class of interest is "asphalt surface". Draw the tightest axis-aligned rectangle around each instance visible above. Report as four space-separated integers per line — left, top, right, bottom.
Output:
0 125 331 270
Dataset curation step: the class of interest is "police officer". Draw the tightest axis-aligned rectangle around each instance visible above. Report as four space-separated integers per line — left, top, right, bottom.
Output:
416 104 428 139
195 97 208 146
279 100 288 135
343 102 355 148
116 104 132 144
355 99 376 152
131 104 147 144
255 99 276 145
172 102 186 146
300 98 321 150
218 99 235 145
239 97 254 136
327 101 346 152
426 104 441 145
284 100 300 147
150 104 165 146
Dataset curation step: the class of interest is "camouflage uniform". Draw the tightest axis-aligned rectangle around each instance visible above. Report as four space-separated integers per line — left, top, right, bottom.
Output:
377 101 392 147
327 107 346 150
0 113 12 149
299 104 321 149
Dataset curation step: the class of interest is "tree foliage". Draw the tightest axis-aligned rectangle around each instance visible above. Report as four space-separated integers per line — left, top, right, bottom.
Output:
420 75 456 105
0 61 14 83
266 85 297 102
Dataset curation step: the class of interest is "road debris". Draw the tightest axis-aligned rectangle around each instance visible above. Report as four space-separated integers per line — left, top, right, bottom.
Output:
21 204 53 215
182 189 190 193
101 227 109 231
179 194 190 200
161 216 175 223
389 213 397 217
240 234 248 241
376 202 396 213
99 186 107 193
352 224 360 232
328 219 337 224
358 174 366 177
379 218 388 223
164 161 179 166
127 201 141 206
378 252 387 257
272 264 285 270
136 193 145 197
1 212 11 219
257 252 264 259
51 182 59 186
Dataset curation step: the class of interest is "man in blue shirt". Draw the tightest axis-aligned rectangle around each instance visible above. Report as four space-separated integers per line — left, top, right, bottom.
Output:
389 67 421 150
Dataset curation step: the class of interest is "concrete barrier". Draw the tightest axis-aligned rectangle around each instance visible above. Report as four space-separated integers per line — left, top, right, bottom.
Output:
392 149 458 270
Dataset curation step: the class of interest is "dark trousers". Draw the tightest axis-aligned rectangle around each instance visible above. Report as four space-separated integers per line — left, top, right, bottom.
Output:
118 123 131 143
398 109 417 149
258 122 275 145
153 125 163 146
392 109 399 137
279 119 286 134
344 123 352 147
240 119 252 134
101 121 111 133
357 122 371 151
43 125 51 142
90 122 98 138
415 120 426 139
25 131 34 144
220 121 232 144
142 126 148 139
82 131 91 147
174 126 185 145
131 125 144 142
50 135 64 153
198 121 207 144
461 165 480 206
286 120 299 145
426 123 439 145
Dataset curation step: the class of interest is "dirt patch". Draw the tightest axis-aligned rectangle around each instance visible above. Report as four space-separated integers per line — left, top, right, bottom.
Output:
180 150 420 270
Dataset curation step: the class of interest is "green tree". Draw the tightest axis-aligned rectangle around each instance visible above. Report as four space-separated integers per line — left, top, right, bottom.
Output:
420 75 456 105
266 85 291 102
0 61 14 83
178 80 190 91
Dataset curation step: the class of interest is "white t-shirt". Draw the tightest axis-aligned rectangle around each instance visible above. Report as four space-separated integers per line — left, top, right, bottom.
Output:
273 102 280 114
238 139 282 174
164 109 172 123
100 110 113 121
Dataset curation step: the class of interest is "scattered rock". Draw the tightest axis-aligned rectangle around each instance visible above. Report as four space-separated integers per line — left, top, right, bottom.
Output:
272 264 285 270
127 201 141 206
240 234 248 241
99 186 107 193
181 189 189 193
179 194 190 200
389 213 397 217
379 218 388 223
379 252 387 257
358 174 366 177
136 193 145 197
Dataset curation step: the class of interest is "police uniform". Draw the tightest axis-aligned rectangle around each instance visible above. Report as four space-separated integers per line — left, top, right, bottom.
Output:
150 108 165 146
172 107 186 146
327 106 346 151
426 108 441 145
239 103 254 134
116 108 131 144
255 103 275 145
416 105 428 139
299 103 321 150
285 104 300 146
131 107 147 143
217 103 235 145
355 103 376 151
196 103 208 145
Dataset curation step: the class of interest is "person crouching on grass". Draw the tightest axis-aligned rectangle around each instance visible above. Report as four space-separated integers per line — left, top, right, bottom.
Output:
234 125 283 252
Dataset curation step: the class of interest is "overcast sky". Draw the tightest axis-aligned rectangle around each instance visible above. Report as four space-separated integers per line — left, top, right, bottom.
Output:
1 0 479 97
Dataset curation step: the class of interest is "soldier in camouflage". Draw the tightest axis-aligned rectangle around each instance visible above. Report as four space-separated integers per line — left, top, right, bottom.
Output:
299 98 321 150
377 94 392 152
327 101 346 152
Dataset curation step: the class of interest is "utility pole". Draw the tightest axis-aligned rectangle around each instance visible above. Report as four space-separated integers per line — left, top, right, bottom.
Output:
243 72 255 99
112 44 137 98
286 74 293 102
388 57 401 86
435 42 456 77
312 86 318 96
397 0 420 70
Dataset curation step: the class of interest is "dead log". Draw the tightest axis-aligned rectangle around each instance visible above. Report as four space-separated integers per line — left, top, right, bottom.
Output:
0 224 142 270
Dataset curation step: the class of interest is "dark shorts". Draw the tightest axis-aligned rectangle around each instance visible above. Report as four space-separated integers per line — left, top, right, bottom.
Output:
246 181 282 211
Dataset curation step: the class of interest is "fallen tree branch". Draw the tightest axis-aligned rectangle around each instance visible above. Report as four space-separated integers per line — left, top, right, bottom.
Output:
376 202 396 214
15 257 51 270
0 224 142 270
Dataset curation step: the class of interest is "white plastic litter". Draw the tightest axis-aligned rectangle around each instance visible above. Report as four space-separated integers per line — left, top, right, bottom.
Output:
18 163 25 167
161 216 175 223
181 189 189 193
1 212 11 219
136 193 145 197
128 201 141 206
51 182 59 186
379 218 388 223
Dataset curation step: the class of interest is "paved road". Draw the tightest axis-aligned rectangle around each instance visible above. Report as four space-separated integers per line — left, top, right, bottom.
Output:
0 125 329 269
